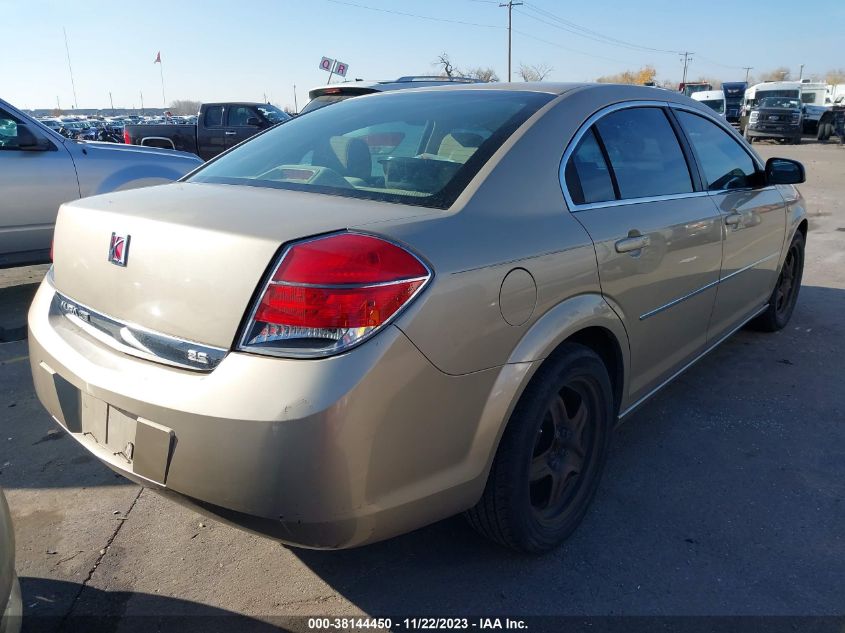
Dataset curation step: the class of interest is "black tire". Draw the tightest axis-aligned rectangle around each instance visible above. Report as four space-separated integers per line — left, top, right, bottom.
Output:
465 343 613 553
750 231 805 332
793 134 802 145
817 122 830 141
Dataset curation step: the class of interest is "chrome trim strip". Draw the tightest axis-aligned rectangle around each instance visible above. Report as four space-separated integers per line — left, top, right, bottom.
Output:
639 278 720 321
50 292 227 372
572 191 710 212
638 251 780 321
619 302 769 419
720 252 779 283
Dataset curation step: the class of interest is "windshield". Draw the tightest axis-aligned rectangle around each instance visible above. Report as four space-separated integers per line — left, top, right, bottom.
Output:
758 97 801 109
700 99 725 114
189 90 553 209
257 104 290 124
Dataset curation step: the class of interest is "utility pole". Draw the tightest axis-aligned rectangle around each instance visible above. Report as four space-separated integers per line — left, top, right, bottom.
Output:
799 64 805 80
109 92 114 114
293 84 298 113
680 51 694 87
742 66 753 83
499 1 523 82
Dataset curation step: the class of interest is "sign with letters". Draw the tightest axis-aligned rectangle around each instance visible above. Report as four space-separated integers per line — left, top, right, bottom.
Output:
318 57 349 78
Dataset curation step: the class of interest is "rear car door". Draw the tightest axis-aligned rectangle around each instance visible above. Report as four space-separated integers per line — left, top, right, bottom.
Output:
0 107 79 265
197 105 227 160
225 105 262 149
673 108 787 341
562 104 723 406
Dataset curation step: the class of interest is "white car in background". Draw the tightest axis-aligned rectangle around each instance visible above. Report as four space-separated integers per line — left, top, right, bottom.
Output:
692 90 726 117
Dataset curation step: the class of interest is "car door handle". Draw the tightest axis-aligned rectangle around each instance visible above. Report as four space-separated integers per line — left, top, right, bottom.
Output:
615 235 651 253
724 213 743 226
224 131 237 136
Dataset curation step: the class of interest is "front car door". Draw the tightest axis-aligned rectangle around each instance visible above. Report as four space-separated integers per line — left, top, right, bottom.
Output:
562 103 724 407
225 104 262 149
197 105 227 160
0 107 79 266
672 108 787 342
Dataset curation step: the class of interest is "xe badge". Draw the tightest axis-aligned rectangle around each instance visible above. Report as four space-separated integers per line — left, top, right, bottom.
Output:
108 232 130 266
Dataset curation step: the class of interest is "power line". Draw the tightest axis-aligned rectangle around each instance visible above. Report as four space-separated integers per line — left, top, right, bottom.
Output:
324 0 502 29
499 1 523 81
511 29 629 65
518 2 682 54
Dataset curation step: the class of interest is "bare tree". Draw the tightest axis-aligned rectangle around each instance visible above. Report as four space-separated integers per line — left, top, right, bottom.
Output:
168 99 202 115
695 76 722 89
462 67 500 82
759 67 791 82
283 105 297 115
434 53 457 78
518 63 553 82
826 68 845 84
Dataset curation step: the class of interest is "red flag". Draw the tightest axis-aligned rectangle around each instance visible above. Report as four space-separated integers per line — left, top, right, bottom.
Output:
154 51 161 64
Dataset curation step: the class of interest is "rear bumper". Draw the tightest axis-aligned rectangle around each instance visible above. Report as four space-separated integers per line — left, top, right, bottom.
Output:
28 279 504 548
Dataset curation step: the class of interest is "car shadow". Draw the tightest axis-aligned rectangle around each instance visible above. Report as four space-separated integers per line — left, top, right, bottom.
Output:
19 577 283 633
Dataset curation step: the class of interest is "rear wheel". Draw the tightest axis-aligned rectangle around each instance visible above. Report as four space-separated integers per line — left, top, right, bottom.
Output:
751 231 804 332
793 133 802 145
465 343 613 553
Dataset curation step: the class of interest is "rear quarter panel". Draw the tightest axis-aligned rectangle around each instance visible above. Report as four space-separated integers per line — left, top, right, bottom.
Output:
380 87 640 377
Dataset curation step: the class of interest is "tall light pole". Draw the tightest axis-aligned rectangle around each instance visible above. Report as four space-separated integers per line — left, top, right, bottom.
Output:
799 64 805 80
499 1 523 81
63 28 78 109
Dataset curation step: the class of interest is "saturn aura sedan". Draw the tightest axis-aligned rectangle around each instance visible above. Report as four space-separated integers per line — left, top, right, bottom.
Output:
28 83 806 553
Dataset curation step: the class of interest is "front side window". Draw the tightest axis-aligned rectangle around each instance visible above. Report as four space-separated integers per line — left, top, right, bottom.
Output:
676 110 756 191
564 128 615 205
228 106 257 127
595 107 693 200
189 90 553 209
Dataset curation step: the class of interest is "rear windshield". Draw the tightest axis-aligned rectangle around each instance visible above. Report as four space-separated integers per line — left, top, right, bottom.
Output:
189 90 553 209
299 94 358 114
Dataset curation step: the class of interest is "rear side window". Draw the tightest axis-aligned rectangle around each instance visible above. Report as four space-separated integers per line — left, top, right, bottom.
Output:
564 128 615 204
595 107 693 200
204 106 224 128
676 111 756 190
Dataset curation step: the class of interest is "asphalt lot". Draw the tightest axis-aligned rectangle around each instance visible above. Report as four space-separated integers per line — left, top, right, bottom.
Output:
1 139 844 631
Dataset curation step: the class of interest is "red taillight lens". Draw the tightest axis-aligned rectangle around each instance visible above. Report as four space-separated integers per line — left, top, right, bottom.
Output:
123 129 131 144
241 233 430 357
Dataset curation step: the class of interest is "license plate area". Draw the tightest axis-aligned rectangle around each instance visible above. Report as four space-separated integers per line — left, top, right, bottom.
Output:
80 393 137 463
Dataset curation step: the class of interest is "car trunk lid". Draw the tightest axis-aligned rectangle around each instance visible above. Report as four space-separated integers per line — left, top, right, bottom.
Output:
51 182 434 351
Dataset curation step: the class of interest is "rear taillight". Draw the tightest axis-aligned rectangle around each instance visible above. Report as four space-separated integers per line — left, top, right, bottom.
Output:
239 233 431 357
123 129 131 144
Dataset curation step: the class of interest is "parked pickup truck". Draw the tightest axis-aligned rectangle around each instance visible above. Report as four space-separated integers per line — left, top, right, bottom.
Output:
0 97 202 268
123 103 290 161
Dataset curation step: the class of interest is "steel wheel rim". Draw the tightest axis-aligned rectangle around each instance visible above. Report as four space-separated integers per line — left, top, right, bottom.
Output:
775 243 800 315
529 378 599 524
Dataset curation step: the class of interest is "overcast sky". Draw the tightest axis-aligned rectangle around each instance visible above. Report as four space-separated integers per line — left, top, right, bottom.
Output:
2 0 842 111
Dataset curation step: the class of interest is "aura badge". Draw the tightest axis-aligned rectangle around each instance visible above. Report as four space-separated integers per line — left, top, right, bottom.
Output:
108 232 130 267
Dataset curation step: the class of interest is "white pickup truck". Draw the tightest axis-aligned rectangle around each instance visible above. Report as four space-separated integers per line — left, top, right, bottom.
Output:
0 98 202 268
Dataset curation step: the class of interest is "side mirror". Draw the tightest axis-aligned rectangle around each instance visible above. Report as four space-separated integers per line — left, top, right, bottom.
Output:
246 116 261 127
17 125 52 151
765 157 805 185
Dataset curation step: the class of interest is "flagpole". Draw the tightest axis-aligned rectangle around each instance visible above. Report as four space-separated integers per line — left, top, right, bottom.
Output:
159 60 166 107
